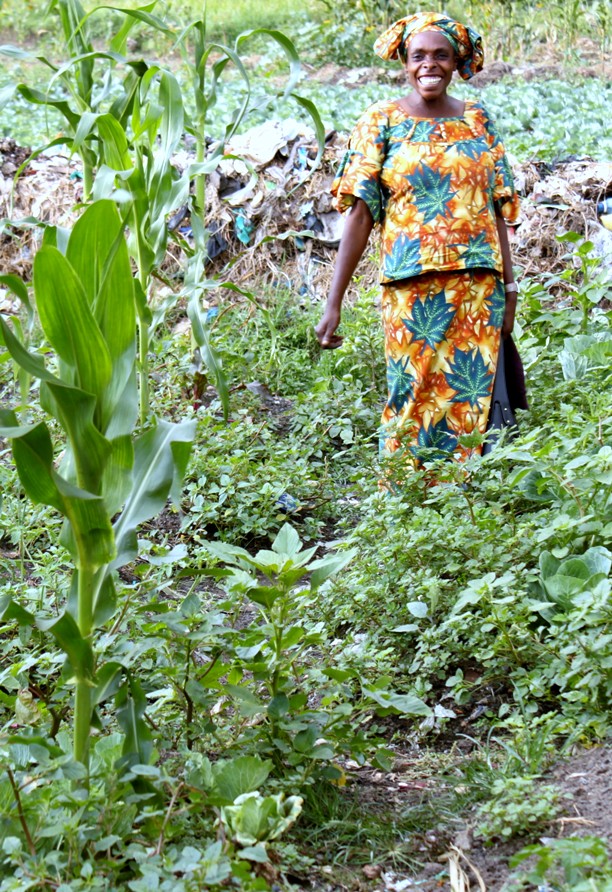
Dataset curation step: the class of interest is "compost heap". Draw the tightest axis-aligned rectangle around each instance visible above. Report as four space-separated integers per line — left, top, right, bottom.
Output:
1 122 611 312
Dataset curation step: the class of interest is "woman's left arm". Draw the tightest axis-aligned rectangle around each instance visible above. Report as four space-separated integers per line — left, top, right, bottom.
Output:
495 208 516 339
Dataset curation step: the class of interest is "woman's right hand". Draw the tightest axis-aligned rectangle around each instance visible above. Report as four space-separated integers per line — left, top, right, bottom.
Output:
315 307 343 349
313 198 374 350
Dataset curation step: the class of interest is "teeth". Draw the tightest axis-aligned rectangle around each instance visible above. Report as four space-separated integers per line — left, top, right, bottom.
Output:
419 76 441 85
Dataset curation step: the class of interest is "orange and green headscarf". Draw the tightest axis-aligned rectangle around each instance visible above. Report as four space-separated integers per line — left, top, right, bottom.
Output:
373 12 484 80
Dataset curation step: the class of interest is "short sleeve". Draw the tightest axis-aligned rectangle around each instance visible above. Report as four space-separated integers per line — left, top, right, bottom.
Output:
478 104 520 224
331 104 387 224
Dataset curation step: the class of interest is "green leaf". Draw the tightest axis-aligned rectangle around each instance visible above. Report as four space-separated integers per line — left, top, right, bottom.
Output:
221 791 302 846
102 434 135 516
0 274 33 322
0 594 35 627
38 612 94 680
93 662 123 706
407 601 428 619
235 29 301 98
0 417 106 562
97 113 132 170
290 93 325 168
0 45 31 60
157 69 183 160
225 684 264 717
0 413 63 512
66 200 136 359
212 756 272 805
363 685 431 717
93 3 172 45
54 476 115 568
271 523 301 558
247 585 284 609
267 694 290 719
0 317 59 385
66 201 137 434
33 246 112 402
40 382 111 494
187 301 230 421
322 668 355 682
293 727 317 754
237 844 269 863
309 547 358 589
71 110 100 153
204 540 253 568
93 574 117 626
16 83 80 129
113 419 195 567
116 672 153 768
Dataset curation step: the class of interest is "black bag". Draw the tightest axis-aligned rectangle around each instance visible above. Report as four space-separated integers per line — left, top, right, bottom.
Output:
482 337 519 456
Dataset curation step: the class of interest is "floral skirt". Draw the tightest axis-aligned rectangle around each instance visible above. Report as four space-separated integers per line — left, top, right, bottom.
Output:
380 269 504 463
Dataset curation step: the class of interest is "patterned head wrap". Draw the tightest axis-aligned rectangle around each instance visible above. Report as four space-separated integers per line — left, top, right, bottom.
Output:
373 12 484 80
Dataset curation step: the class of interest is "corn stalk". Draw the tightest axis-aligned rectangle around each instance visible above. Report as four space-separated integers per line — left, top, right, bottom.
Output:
0 200 195 776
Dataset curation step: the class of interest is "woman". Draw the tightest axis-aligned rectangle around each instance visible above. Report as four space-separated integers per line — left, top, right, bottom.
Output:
315 12 520 466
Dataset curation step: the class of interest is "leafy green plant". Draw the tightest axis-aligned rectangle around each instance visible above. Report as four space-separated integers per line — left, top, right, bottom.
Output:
557 232 611 332
0 200 195 774
475 775 564 841
221 791 303 849
184 524 429 778
92 64 201 423
0 0 169 200
510 836 612 890
173 15 325 425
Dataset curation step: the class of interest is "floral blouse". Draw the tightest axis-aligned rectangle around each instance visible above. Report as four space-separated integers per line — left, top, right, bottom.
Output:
332 99 520 283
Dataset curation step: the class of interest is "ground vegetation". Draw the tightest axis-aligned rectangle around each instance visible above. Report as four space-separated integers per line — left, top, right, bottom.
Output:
0 1 610 890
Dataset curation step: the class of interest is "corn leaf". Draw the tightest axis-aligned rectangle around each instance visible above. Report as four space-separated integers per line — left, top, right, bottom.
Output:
33 246 112 402
112 419 196 568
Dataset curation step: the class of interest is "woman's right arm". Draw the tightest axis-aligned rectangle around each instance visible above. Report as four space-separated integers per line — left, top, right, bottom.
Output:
314 198 374 348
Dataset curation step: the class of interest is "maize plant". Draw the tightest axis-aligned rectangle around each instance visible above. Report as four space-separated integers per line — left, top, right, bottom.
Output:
0 200 195 776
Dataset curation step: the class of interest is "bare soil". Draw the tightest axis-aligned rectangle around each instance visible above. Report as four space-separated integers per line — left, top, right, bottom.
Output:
303 745 612 891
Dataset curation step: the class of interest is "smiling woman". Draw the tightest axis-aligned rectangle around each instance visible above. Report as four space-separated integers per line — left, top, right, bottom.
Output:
315 11 520 475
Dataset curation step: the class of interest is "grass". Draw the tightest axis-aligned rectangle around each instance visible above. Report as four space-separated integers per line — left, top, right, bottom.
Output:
0 0 308 43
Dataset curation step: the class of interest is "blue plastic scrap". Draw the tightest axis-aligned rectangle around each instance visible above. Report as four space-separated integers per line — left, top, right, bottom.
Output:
276 493 298 514
235 209 255 245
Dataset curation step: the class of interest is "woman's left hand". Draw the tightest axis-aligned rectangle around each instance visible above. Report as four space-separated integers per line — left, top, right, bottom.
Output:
502 293 516 339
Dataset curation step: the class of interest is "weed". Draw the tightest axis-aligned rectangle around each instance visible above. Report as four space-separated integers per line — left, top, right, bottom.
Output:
475 776 565 842
509 836 612 890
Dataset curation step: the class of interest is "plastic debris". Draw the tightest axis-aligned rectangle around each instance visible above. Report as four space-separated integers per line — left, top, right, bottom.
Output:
234 209 254 245
225 119 314 169
276 493 298 514
205 221 229 261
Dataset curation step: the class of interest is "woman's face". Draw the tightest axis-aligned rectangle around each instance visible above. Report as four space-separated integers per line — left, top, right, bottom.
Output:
404 30 456 100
